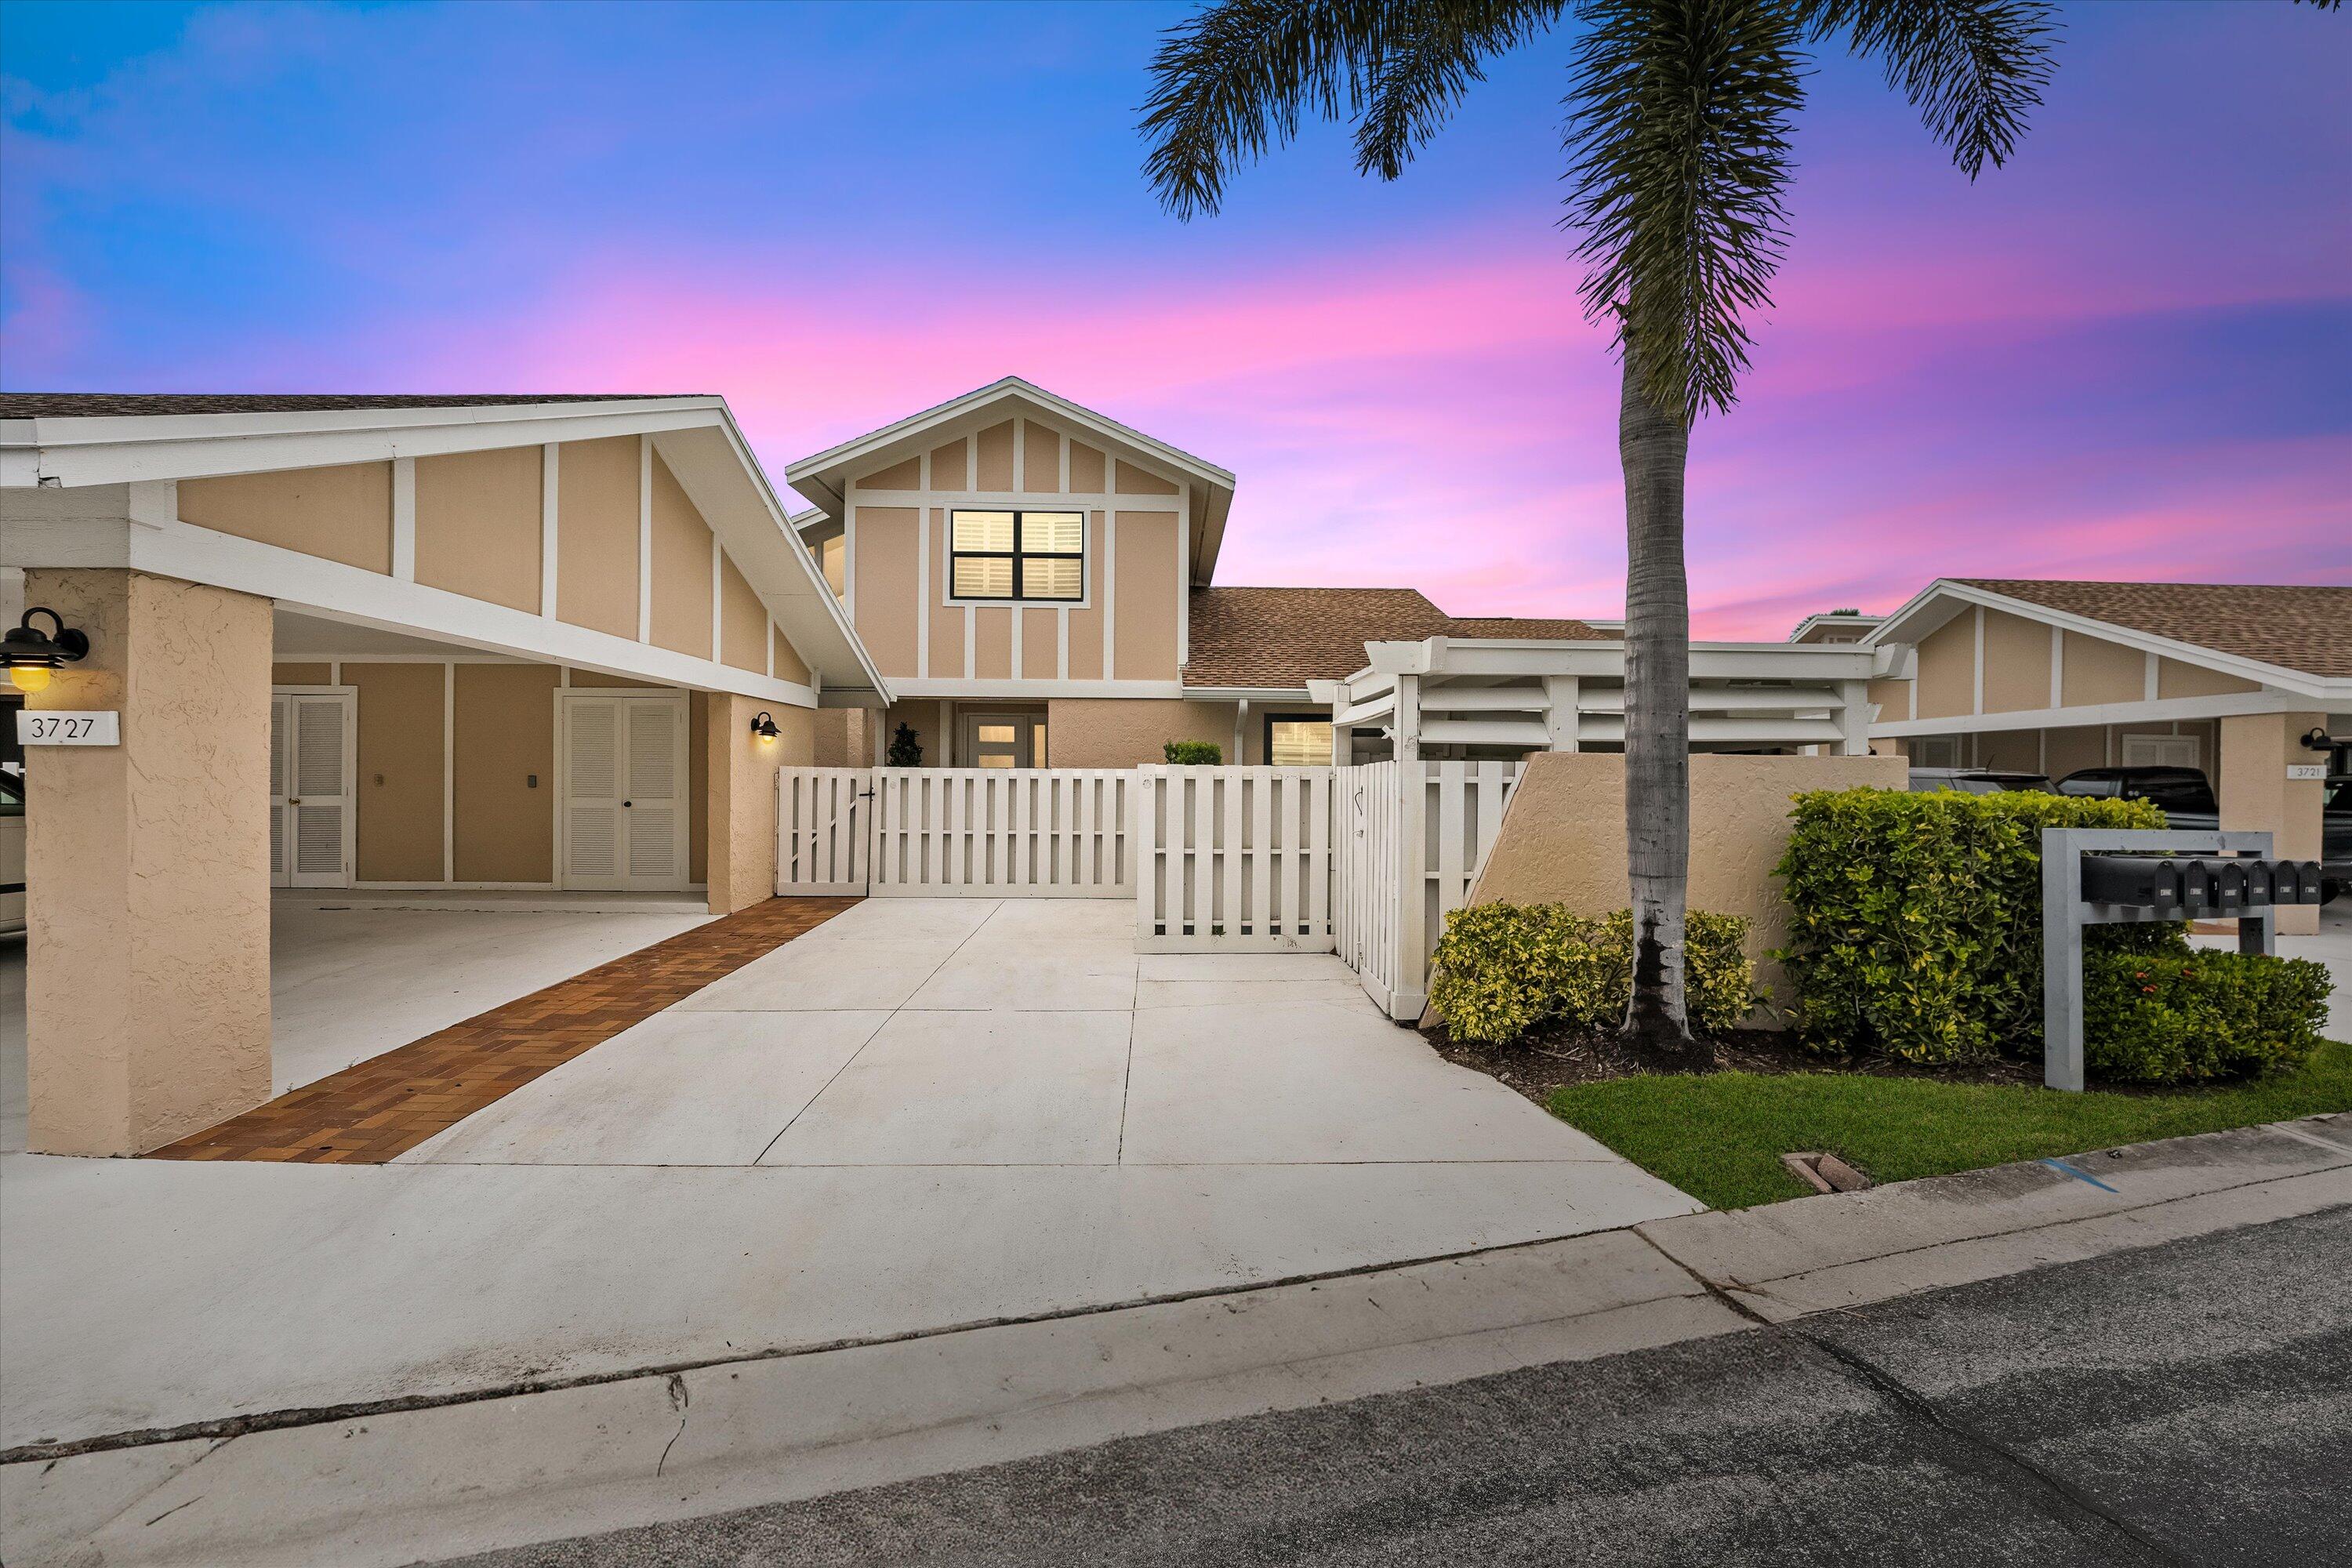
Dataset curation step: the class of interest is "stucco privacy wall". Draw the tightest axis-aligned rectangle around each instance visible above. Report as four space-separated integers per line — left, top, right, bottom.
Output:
1045 697 1236 768
24 568 274 1155
844 412 1189 687
1460 752 1907 1012
706 692 812 913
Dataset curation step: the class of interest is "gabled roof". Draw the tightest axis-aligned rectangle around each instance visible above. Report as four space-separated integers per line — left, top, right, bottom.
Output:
1185 587 1609 691
1951 579 2352 678
0 393 887 704
0 393 690 418
1868 576 2352 697
784 376 1238 582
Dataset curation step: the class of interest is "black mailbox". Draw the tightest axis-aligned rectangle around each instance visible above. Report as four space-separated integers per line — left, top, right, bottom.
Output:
2079 855 2322 913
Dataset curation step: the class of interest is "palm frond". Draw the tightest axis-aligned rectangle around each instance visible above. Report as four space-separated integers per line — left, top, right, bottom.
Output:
1797 0 2058 178
1141 0 1392 220
1563 0 1804 424
1353 2 1572 180
1141 0 1567 218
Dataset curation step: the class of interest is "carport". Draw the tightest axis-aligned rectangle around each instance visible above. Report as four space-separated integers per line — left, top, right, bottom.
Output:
0 393 887 1155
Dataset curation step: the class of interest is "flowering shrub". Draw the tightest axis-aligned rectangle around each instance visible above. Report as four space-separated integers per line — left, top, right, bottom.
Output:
1429 903 1762 1044
2083 946 2330 1082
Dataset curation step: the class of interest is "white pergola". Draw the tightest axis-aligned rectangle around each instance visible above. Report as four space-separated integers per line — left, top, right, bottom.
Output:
1310 637 1886 760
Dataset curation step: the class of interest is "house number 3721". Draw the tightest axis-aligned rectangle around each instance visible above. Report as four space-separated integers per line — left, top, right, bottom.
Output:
16 710 122 746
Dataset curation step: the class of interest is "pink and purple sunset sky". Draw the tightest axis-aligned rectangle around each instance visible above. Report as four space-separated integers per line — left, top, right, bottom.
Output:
3 1 2346 637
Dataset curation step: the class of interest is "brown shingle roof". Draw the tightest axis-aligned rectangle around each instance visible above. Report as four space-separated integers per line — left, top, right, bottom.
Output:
0 393 699 419
1957 579 2352 679
1185 588 1609 688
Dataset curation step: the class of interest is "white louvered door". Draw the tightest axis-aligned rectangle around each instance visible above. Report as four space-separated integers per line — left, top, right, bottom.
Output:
561 693 689 890
270 690 354 887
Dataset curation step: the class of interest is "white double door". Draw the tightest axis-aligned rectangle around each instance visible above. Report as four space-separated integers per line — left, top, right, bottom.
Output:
270 690 355 887
560 692 690 890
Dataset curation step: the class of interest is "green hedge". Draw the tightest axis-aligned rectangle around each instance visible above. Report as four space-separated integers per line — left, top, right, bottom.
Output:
1430 904 1762 1044
1773 786 2330 1082
1163 739 1222 764
2085 946 2331 1083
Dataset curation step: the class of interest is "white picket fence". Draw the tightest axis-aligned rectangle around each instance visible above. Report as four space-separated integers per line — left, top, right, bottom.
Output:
777 760 1521 1017
1134 766 1334 951
778 767 1132 898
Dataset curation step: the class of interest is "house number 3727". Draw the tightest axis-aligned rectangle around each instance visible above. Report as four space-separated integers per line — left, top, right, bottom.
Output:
16 710 122 746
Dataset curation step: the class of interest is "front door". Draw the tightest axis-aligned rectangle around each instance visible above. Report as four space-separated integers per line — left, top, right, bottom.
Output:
958 711 1038 768
560 692 689 889
270 690 355 887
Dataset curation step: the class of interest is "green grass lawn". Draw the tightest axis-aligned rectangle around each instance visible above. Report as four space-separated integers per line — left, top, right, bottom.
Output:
1547 1038 2352 1211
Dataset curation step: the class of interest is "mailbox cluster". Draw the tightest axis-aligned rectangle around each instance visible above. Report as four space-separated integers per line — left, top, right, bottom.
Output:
2078 855 2325 917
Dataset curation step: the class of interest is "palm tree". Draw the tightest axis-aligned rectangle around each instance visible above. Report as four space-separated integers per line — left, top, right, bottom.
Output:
1140 0 2071 1062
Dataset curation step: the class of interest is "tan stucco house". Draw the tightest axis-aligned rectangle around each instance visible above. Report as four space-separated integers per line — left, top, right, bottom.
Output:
0 392 885 1154
1864 577 2350 931
786 377 1612 770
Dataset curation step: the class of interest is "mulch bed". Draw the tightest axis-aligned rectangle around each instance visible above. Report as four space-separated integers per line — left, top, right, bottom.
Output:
1425 1021 2043 1106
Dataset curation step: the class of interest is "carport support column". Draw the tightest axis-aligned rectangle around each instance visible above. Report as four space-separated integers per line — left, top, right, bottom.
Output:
23 568 274 1155
2220 710 2325 936
706 691 812 915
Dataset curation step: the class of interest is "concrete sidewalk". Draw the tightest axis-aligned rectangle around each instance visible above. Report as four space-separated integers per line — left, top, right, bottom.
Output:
0 897 1693 1460
9 1112 2343 1568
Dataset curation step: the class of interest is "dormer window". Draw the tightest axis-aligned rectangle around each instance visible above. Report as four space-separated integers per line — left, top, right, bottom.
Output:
950 509 1084 602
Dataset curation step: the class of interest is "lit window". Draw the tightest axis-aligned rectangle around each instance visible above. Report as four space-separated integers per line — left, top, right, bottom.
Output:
1266 715 1333 766
949 510 1084 602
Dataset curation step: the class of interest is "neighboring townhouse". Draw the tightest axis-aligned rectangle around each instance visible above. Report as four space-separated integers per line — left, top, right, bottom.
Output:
1864 578 2350 931
1786 610 1883 645
786 376 1611 769
0 392 883 1153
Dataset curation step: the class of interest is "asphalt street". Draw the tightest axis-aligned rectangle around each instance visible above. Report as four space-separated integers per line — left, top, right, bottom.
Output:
449 1204 2352 1567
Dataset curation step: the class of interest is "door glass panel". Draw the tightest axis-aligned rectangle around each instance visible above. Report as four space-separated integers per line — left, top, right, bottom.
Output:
978 724 1016 743
975 753 1015 768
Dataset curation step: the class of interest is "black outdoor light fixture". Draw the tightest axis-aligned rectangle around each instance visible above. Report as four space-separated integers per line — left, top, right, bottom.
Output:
2302 726 2336 753
750 710 782 742
2 607 89 694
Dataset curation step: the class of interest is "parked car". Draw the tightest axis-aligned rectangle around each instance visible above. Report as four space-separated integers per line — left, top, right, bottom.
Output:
2055 766 2217 829
0 768 23 938
1906 768 2053 795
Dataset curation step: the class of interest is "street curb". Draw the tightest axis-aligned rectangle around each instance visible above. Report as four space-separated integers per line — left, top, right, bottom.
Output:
6 1113 2347 1568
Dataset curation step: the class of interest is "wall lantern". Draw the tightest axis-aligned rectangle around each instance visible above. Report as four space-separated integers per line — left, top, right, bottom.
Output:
2301 727 2336 754
750 710 782 742
2 607 89 694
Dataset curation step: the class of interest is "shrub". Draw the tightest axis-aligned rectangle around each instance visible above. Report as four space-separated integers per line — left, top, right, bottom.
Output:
1430 903 1762 1044
1773 787 2167 1065
1163 739 1222 764
884 722 923 768
2085 946 2330 1083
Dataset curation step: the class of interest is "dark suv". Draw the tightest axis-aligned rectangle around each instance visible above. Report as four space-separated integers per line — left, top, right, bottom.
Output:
2054 766 2217 829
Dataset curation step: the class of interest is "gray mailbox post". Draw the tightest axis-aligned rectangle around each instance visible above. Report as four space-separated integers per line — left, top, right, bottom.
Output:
2040 827 2322 1092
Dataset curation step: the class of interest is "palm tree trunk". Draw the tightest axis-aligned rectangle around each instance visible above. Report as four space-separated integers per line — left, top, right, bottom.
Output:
1617 352 1701 1060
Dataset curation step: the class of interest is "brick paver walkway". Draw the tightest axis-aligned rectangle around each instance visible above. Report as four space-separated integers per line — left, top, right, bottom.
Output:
148 896 859 1164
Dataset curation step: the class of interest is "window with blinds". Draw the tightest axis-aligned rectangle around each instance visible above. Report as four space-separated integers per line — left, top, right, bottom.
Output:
948 509 1084 602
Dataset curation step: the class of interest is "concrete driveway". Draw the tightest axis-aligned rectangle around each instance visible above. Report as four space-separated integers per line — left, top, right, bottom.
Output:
399 898 1608 1174
1 898 1699 1453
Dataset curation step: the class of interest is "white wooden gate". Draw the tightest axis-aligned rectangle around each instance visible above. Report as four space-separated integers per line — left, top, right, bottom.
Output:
777 767 1132 898
1134 767 1333 951
1334 760 1523 1018
779 766 870 895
